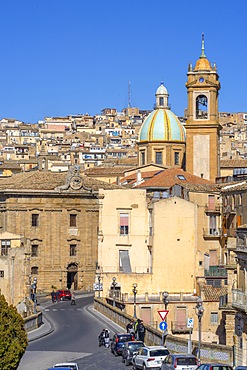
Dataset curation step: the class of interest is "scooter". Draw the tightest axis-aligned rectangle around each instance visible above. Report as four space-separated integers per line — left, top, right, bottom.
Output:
104 336 110 348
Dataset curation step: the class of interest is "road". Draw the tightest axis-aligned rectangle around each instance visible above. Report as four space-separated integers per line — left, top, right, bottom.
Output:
18 295 130 370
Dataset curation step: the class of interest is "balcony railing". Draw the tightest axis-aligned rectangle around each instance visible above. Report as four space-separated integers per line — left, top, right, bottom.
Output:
171 321 190 334
205 204 221 213
204 266 227 277
203 228 222 238
232 289 247 311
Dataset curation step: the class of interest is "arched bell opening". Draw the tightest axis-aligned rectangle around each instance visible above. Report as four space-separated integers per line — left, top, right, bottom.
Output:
196 94 208 119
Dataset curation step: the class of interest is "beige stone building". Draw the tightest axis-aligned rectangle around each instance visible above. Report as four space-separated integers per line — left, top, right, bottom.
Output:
0 231 30 307
97 168 226 344
0 166 116 294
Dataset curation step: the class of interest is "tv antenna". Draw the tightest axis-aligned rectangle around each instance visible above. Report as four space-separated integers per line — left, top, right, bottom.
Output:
128 81 131 108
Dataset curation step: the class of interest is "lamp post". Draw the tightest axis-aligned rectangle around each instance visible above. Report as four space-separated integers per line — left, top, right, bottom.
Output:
97 273 101 299
132 283 138 318
163 291 169 310
195 296 204 363
33 277 37 314
162 291 169 345
112 277 117 307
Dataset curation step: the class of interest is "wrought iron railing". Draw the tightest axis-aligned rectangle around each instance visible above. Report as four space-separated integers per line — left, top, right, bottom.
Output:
204 266 227 277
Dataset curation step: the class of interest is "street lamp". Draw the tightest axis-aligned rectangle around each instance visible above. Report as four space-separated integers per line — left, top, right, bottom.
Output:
132 283 138 318
33 277 37 314
112 277 117 307
163 291 169 309
162 291 169 345
97 274 101 299
195 296 204 363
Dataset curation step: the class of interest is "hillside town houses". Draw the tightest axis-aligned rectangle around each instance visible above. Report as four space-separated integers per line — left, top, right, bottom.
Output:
2 39 247 366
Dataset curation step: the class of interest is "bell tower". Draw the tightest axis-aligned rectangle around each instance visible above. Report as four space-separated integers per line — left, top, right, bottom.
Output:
185 34 221 182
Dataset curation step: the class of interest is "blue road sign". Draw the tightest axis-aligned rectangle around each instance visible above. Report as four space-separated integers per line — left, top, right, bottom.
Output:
159 321 168 331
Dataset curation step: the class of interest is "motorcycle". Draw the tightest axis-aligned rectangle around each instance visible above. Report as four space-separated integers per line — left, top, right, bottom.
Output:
104 336 110 348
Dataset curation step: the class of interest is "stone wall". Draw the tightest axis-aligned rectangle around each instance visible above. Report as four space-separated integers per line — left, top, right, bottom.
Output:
94 298 233 365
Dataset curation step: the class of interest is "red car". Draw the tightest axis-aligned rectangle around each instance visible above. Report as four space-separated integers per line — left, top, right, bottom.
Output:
56 289 71 301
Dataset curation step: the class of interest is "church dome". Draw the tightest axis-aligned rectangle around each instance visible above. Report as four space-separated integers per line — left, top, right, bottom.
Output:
194 57 212 72
139 108 186 142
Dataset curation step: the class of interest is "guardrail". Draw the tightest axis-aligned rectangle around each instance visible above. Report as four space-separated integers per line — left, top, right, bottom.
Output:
94 297 233 365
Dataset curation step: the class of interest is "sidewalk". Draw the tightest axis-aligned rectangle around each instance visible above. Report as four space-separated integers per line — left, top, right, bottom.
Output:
28 291 94 342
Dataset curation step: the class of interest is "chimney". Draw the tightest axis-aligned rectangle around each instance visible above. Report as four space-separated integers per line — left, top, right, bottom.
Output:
136 170 142 185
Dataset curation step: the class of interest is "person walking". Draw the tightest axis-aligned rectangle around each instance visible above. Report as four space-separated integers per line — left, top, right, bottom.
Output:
51 290 56 303
126 320 134 333
71 291 76 305
138 320 146 342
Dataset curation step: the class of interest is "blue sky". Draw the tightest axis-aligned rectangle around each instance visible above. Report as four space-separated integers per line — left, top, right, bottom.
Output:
0 0 246 122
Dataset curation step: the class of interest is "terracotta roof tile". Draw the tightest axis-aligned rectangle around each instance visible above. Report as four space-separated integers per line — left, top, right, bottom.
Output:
135 168 215 189
221 159 247 168
0 170 119 192
84 166 134 176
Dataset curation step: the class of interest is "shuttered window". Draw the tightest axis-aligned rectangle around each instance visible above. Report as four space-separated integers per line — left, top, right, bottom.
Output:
120 213 129 235
119 250 131 273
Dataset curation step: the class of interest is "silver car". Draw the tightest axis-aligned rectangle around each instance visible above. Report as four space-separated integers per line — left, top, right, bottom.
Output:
161 354 198 370
53 363 78 370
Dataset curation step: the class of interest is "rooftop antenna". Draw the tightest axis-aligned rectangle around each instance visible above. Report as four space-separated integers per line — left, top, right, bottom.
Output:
128 81 131 108
200 32 206 58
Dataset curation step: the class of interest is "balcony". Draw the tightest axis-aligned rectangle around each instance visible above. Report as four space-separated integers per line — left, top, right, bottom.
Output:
219 294 228 309
203 228 222 239
204 266 227 277
232 289 247 312
223 228 236 238
205 204 221 214
223 205 236 214
171 321 190 334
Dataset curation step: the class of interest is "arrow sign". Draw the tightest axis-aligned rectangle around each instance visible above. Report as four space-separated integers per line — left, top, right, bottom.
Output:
158 310 169 321
159 321 168 331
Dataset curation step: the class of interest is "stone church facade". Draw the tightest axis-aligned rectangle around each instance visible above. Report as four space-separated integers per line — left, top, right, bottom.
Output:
0 166 116 293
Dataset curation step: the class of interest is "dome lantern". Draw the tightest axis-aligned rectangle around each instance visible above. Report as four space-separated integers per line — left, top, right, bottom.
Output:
155 81 169 109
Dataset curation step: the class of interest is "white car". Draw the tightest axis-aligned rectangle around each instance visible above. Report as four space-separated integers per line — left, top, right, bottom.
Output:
53 363 78 370
133 345 169 369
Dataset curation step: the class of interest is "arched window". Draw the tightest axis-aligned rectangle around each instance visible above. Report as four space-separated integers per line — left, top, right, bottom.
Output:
196 95 208 119
31 266 38 275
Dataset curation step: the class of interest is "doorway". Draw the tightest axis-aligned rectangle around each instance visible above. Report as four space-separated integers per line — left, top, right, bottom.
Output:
67 263 78 290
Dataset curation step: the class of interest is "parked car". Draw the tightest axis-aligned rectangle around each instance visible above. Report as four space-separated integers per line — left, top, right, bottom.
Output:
197 364 233 370
53 363 78 370
56 290 72 301
161 354 198 370
122 340 144 366
133 345 169 369
110 332 135 356
235 367 247 370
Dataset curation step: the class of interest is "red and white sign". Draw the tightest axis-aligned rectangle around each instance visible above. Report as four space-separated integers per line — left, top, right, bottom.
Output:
158 310 169 321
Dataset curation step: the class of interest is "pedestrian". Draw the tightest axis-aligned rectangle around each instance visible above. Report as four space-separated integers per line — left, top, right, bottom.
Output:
126 320 134 333
71 291 76 305
138 320 146 342
134 318 140 339
51 290 56 303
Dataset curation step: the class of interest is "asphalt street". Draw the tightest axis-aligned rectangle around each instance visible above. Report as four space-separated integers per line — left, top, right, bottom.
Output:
18 294 131 370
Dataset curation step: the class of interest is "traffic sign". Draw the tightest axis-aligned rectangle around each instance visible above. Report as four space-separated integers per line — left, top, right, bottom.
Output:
158 310 169 321
187 318 194 328
159 321 168 331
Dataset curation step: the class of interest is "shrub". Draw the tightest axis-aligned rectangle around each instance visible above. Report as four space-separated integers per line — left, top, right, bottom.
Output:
0 294 28 370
